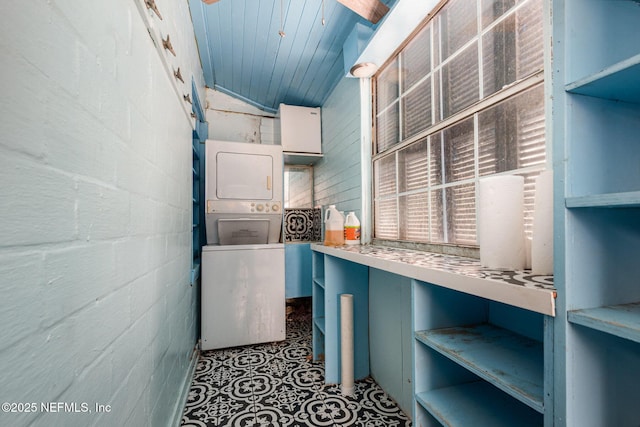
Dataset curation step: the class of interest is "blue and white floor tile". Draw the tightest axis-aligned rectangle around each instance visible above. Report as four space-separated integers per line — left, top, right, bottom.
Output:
181 318 411 426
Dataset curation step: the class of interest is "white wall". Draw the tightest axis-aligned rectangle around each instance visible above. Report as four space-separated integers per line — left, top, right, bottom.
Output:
205 89 276 143
0 0 203 425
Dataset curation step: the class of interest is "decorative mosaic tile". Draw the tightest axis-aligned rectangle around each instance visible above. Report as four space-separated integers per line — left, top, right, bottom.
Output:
181 319 412 427
335 245 556 291
284 209 322 242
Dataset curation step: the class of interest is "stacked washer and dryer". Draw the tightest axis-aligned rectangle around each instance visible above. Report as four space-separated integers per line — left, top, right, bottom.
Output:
201 140 285 351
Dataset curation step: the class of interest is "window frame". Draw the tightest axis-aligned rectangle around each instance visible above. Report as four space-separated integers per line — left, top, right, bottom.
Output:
370 0 546 252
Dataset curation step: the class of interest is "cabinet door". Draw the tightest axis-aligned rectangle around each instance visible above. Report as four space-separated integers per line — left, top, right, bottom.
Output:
369 269 412 414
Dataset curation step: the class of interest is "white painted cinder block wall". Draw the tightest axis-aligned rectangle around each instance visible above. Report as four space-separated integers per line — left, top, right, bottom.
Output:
0 1 204 426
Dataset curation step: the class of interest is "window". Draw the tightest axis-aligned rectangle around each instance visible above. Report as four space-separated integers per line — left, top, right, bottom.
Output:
284 165 314 208
373 0 545 247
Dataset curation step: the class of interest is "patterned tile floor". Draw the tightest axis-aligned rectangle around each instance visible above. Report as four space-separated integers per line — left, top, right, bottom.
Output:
181 318 411 426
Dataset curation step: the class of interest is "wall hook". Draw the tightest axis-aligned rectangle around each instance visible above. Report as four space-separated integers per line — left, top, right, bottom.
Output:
184 94 192 104
162 35 176 56
174 67 184 83
144 0 163 20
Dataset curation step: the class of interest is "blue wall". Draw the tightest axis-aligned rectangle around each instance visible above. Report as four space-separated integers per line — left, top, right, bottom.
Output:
315 77 363 219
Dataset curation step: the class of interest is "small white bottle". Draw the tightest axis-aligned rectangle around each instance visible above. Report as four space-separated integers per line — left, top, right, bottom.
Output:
344 212 361 245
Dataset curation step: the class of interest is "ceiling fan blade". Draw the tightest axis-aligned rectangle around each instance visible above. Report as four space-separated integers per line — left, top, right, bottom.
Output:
336 0 389 24
202 0 220 4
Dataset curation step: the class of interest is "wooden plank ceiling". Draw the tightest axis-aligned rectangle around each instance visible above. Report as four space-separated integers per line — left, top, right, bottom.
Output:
188 0 396 113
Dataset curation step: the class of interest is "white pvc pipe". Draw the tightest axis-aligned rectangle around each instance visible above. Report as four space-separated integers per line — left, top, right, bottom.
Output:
340 294 355 397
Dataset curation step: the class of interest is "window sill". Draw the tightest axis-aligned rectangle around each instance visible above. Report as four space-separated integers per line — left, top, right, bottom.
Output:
310 243 555 316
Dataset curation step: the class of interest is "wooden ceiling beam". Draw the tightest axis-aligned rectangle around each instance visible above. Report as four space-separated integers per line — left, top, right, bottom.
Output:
336 0 390 24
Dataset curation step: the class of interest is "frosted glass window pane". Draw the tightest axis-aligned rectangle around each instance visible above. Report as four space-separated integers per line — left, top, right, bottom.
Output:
376 58 399 109
376 102 399 153
482 0 543 97
481 0 519 28
430 134 443 186
516 0 544 77
439 0 478 61
400 193 429 241
399 140 429 193
374 155 397 197
520 170 540 238
446 183 477 245
478 84 545 175
444 118 475 183
402 78 433 140
429 189 445 243
482 14 517 97
441 43 480 118
402 25 431 90
375 198 398 239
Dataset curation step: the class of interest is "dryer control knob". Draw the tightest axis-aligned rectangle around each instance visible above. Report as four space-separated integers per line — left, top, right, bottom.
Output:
271 204 280 212
256 204 264 212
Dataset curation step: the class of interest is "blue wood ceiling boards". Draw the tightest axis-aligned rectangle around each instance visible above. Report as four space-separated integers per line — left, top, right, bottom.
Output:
188 0 396 113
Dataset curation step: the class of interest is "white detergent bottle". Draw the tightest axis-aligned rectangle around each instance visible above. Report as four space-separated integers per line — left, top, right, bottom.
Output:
344 212 361 245
324 205 344 246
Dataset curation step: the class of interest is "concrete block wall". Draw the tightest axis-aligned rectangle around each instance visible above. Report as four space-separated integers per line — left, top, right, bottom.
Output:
0 1 203 426
314 77 363 218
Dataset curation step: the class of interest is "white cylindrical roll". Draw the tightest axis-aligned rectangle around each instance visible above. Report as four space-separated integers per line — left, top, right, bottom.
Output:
525 236 532 270
531 170 554 275
340 294 354 397
478 175 526 270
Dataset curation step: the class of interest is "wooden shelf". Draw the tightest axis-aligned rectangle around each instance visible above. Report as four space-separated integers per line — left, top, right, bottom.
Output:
565 191 640 208
313 277 325 289
416 381 542 427
313 317 325 334
565 53 640 104
416 324 544 413
568 302 640 344
284 152 323 165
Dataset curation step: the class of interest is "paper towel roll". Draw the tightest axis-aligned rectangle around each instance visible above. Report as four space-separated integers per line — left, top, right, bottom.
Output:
340 294 354 397
479 175 526 270
531 170 554 275
525 236 532 270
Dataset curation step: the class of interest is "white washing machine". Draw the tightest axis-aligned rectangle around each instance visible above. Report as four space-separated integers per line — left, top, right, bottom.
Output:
201 243 285 351
201 140 286 351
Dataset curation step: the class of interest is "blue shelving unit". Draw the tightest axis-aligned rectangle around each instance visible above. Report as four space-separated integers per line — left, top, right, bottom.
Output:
311 251 369 384
190 81 207 285
568 303 640 344
411 280 549 426
553 0 640 424
416 324 544 413
416 382 541 427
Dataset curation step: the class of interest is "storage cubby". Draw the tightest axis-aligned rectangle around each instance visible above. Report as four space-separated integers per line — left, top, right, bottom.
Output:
311 252 369 384
554 0 640 425
412 280 548 426
312 251 325 361
565 326 640 426
562 95 640 198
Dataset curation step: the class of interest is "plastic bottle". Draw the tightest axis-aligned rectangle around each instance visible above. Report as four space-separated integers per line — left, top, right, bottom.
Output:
324 205 344 246
344 212 361 245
